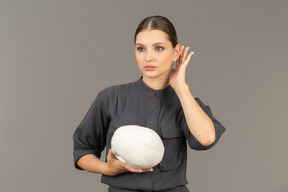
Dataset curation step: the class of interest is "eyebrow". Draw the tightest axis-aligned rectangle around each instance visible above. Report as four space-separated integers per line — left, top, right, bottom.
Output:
136 42 166 46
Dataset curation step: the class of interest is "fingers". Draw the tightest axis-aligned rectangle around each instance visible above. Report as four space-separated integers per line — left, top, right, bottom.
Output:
108 149 153 174
123 163 153 173
123 163 140 172
176 45 194 64
178 45 194 66
178 45 185 64
187 51 194 62
142 167 154 172
182 46 189 63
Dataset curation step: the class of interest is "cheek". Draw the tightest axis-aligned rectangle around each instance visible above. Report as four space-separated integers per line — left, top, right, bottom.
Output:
135 53 143 61
161 52 174 63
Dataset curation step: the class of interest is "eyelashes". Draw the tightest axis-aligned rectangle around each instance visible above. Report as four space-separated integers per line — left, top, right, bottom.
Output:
137 47 145 52
136 46 165 52
156 46 164 51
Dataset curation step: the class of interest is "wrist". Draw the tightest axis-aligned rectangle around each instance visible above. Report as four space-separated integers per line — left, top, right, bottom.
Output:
174 83 189 95
99 162 111 175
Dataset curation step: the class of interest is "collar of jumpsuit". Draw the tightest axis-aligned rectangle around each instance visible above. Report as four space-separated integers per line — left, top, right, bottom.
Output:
136 76 172 99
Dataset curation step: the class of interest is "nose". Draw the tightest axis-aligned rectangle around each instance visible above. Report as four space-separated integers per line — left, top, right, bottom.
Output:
145 50 154 62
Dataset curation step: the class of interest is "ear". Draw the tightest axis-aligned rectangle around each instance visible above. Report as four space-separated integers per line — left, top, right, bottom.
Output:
173 44 181 61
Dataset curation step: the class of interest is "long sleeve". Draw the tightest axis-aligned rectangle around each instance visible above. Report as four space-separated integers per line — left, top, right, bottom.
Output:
182 97 226 150
73 93 110 170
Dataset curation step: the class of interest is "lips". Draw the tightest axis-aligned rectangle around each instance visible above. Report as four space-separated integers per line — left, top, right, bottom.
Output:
144 65 156 70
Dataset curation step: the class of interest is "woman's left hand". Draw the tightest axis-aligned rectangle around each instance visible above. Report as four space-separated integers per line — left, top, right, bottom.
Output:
169 45 194 92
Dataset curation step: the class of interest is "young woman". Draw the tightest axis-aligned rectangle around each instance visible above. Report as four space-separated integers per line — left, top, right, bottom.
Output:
73 15 226 192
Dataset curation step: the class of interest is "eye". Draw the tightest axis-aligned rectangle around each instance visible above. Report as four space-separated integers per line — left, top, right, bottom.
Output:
137 47 145 52
155 46 164 51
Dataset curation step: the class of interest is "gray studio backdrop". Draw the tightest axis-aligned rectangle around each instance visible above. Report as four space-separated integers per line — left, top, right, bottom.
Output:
1 1 287 192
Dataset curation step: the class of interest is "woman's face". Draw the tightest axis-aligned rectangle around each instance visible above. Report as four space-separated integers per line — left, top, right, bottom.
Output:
135 30 179 81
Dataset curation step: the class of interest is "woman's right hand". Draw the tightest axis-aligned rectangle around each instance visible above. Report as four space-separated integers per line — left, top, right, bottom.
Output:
105 149 153 176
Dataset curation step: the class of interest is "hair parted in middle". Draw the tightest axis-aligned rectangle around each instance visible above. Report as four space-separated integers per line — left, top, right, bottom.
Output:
134 15 178 48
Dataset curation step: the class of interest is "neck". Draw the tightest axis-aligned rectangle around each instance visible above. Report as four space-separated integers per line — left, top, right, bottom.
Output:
142 76 169 90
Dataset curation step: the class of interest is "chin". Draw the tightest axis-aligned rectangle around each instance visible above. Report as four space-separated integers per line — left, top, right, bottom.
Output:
143 73 170 80
142 72 159 78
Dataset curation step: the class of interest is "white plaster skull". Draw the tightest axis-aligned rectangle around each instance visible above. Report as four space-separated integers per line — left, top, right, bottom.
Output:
111 125 165 169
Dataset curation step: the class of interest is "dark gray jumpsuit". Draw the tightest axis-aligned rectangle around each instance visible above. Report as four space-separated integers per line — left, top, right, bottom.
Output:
73 77 226 192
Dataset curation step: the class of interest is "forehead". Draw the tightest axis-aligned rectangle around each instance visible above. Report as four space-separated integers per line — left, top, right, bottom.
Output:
135 29 170 45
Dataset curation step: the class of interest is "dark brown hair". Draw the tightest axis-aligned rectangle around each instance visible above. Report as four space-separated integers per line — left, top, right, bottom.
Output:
134 15 178 47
